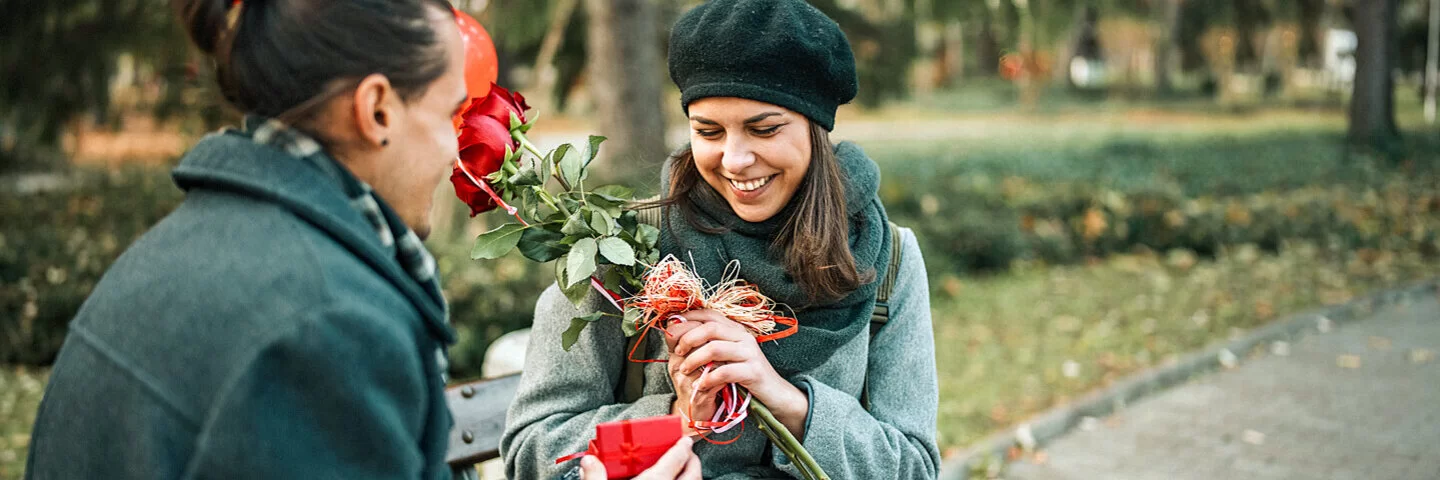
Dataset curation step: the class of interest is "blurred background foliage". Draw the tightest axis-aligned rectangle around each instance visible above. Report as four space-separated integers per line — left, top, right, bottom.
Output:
3 0 1440 475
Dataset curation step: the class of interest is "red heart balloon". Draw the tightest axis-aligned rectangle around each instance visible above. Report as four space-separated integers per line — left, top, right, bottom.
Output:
453 8 498 100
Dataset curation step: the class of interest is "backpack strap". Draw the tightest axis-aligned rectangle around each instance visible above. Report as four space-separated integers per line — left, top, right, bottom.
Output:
870 221 903 337
861 221 903 410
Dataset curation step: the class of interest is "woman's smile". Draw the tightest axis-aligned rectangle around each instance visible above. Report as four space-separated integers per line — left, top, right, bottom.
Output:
727 174 777 199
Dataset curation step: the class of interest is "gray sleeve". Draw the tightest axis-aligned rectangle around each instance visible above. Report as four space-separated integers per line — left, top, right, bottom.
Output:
773 228 941 479
500 284 676 479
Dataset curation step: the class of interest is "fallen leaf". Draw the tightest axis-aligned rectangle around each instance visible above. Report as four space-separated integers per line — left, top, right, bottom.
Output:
1337 354 1362 369
990 404 1010 423
1410 348 1435 364
1052 315 1082 333
1082 207 1107 241
1032 450 1049 465
1219 349 1239 369
1254 300 1274 319
1015 424 1037 451
1061 360 1081 378
1368 336 1392 350
942 275 964 297
1242 430 1266 445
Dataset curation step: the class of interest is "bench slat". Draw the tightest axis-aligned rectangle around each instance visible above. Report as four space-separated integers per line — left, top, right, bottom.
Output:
445 374 521 468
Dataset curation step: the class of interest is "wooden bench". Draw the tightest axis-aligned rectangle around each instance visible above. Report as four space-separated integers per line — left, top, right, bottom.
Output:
444 373 522 473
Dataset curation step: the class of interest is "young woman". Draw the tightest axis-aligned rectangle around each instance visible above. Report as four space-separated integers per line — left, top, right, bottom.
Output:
30 0 471 477
502 0 940 478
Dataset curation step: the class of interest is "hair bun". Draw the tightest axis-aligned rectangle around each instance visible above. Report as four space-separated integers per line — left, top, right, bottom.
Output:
174 0 237 56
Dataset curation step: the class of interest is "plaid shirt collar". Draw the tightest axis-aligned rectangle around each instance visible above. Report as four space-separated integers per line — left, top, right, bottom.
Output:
237 116 442 304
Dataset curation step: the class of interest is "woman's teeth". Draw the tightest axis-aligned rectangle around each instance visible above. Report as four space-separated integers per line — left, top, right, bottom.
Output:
730 175 772 192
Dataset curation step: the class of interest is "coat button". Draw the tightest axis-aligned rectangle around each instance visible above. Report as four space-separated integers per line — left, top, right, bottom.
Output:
462 431 474 443
461 386 475 398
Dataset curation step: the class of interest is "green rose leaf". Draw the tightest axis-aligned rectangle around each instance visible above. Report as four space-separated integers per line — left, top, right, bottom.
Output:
559 143 587 187
590 208 617 236
554 254 569 287
508 164 543 187
586 194 625 219
621 307 642 337
566 237 598 287
561 273 592 307
592 184 634 201
470 224 525 259
560 312 605 351
583 135 608 168
518 225 568 262
561 209 591 236
637 223 660 249
597 236 635 266
618 210 639 231
550 143 572 170
602 267 628 295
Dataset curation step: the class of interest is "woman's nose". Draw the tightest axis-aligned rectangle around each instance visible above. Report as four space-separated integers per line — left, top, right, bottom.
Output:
721 140 756 173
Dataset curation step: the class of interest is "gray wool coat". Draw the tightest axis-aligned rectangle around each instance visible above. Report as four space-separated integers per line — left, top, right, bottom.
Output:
500 228 939 479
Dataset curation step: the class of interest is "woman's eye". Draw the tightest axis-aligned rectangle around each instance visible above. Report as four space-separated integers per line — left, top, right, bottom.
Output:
752 125 781 136
695 129 722 138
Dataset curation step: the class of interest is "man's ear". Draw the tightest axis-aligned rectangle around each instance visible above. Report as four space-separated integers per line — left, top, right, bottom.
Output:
351 74 397 149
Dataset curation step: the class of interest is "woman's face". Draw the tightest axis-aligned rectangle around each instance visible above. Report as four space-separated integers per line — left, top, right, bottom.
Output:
687 97 812 223
348 7 469 240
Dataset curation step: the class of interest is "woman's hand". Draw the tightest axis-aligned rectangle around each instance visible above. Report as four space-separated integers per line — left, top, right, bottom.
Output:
663 309 810 439
579 436 701 480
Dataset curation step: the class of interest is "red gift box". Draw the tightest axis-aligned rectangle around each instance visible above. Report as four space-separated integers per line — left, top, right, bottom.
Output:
556 415 684 479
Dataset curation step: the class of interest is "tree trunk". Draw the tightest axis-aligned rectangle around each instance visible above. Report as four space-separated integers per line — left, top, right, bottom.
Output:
1176 0 1209 74
1231 0 1267 74
1348 0 1401 153
1153 0 1181 95
530 0 580 114
975 9 1002 77
583 0 668 169
1296 0 1326 68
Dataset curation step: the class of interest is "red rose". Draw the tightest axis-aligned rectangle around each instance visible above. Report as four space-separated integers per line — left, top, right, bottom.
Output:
451 83 530 216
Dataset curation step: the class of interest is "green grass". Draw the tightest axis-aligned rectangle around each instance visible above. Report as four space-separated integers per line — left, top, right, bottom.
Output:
0 367 45 479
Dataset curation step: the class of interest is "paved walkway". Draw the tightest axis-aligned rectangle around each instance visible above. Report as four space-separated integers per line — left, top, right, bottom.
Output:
1005 296 1440 480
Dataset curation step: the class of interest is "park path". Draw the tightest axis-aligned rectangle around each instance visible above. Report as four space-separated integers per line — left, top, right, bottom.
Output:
1004 295 1440 480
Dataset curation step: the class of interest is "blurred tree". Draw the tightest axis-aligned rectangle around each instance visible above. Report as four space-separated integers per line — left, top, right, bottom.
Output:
808 0 917 107
1151 0 1182 95
1175 0 1213 77
1348 0 1402 154
1296 0 1327 68
584 0 668 165
0 0 184 173
527 0 581 113
1231 0 1272 74
1067 3 1104 90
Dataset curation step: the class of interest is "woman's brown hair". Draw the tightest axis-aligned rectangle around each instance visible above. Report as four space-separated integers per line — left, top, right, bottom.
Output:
173 0 455 126
659 122 873 304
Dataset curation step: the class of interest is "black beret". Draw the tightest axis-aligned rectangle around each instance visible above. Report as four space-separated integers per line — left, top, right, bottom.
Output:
668 0 858 131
